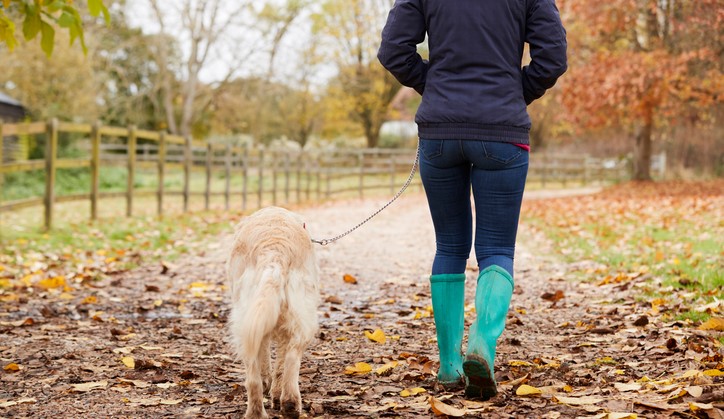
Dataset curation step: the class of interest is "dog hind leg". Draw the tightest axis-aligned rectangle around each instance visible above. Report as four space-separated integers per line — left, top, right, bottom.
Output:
269 335 287 410
244 359 268 419
279 339 309 419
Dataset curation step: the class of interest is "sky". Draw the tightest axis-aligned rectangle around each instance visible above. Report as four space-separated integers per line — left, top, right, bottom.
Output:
123 0 335 87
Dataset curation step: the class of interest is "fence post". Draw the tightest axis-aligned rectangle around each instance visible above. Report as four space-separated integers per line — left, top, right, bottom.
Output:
284 151 290 204
183 136 192 213
127 125 136 217
90 121 101 221
0 121 4 210
44 118 58 230
389 153 395 195
315 154 321 201
242 145 248 211
358 151 364 200
296 151 302 203
305 154 311 202
205 143 212 211
225 144 231 210
258 147 265 209
272 149 278 206
157 131 166 217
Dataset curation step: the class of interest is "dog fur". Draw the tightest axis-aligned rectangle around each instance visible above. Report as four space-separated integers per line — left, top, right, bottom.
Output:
227 206 320 419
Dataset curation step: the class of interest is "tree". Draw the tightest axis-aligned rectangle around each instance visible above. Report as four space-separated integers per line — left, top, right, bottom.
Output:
0 31 101 122
141 0 307 140
561 0 723 180
90 5 166 129
0 0 109 56
313 0 401 148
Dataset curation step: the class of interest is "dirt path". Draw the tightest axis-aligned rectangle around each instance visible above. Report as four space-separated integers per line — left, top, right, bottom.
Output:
2 189 721 418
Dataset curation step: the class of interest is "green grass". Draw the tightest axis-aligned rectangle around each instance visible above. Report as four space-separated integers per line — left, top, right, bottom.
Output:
522 181 723 324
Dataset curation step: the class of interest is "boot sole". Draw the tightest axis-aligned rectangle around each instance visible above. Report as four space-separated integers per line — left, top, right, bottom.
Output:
463 355 497 400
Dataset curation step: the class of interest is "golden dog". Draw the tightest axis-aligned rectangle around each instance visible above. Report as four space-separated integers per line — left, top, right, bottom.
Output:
227 207 320 419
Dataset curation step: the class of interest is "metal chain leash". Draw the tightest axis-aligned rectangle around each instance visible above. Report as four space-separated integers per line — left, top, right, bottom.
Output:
311 142 420 246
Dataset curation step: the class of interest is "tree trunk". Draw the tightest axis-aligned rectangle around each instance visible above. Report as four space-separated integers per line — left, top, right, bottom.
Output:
633 118 653 181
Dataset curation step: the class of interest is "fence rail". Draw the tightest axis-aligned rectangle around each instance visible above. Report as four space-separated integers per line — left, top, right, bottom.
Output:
1 119 630 230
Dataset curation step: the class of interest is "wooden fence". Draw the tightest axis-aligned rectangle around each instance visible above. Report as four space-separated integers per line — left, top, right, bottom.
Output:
0 119 629 230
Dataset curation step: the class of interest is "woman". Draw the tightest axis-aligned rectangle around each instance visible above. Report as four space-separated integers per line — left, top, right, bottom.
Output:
378 0 567 399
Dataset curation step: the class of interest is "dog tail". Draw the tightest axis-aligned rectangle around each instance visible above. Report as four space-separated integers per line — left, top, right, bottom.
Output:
236 264 284 360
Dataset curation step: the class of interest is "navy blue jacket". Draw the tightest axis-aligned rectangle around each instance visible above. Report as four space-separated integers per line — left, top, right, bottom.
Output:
378 0 568 144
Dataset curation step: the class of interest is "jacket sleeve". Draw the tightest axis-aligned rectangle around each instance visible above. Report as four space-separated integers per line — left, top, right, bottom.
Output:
377 0 428 95
522 0 568 105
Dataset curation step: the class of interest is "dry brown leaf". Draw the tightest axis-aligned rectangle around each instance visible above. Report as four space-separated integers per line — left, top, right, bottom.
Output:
541 290 565 302
0 398 36 408
429 396 467 417
71 380 108 392
118 378 152 388
614 382 642 392
553 395 604 406
685 386 704 398
689 402 714 411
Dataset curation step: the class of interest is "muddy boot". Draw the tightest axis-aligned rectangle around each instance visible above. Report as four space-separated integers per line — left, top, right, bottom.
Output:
463 265 514 400
430 273 466 388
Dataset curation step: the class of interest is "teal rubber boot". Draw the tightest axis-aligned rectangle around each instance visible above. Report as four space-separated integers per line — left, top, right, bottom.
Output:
463 265 514 400
430 273 466 388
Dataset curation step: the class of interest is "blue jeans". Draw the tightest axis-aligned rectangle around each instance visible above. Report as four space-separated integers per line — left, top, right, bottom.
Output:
419 139 529 277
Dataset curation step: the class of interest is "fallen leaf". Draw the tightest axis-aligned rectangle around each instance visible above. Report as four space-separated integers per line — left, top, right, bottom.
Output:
364 329 386 344
0 398 36 408
325 295 343 304
607 413 638 419
553 395 604 406
400 387 426 397
3 363 20 372
614 382 642 392
516 384 543 396
698 317 724 331
71 380 108 392
121 356 135 369
541 290 565 302
344 362 372 375
375 361 398 376
685 386 703 398
429 396 467 417
118 378 152 388
36 276 66 290
689 402 714 411
160 399 183 405
703 369 724 377
81 295 98 304
343 274 358 284
508 360 535 367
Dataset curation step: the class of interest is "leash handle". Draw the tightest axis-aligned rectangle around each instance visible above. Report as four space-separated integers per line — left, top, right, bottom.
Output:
311 143 420 246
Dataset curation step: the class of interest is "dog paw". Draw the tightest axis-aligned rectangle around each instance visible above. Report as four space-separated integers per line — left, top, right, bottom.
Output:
244 405 269 419
281 400 300 419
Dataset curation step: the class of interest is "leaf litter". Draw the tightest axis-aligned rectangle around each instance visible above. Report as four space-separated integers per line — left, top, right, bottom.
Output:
0 184 722 417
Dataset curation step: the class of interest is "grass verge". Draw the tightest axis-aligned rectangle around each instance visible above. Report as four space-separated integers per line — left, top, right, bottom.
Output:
522 180 723 325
